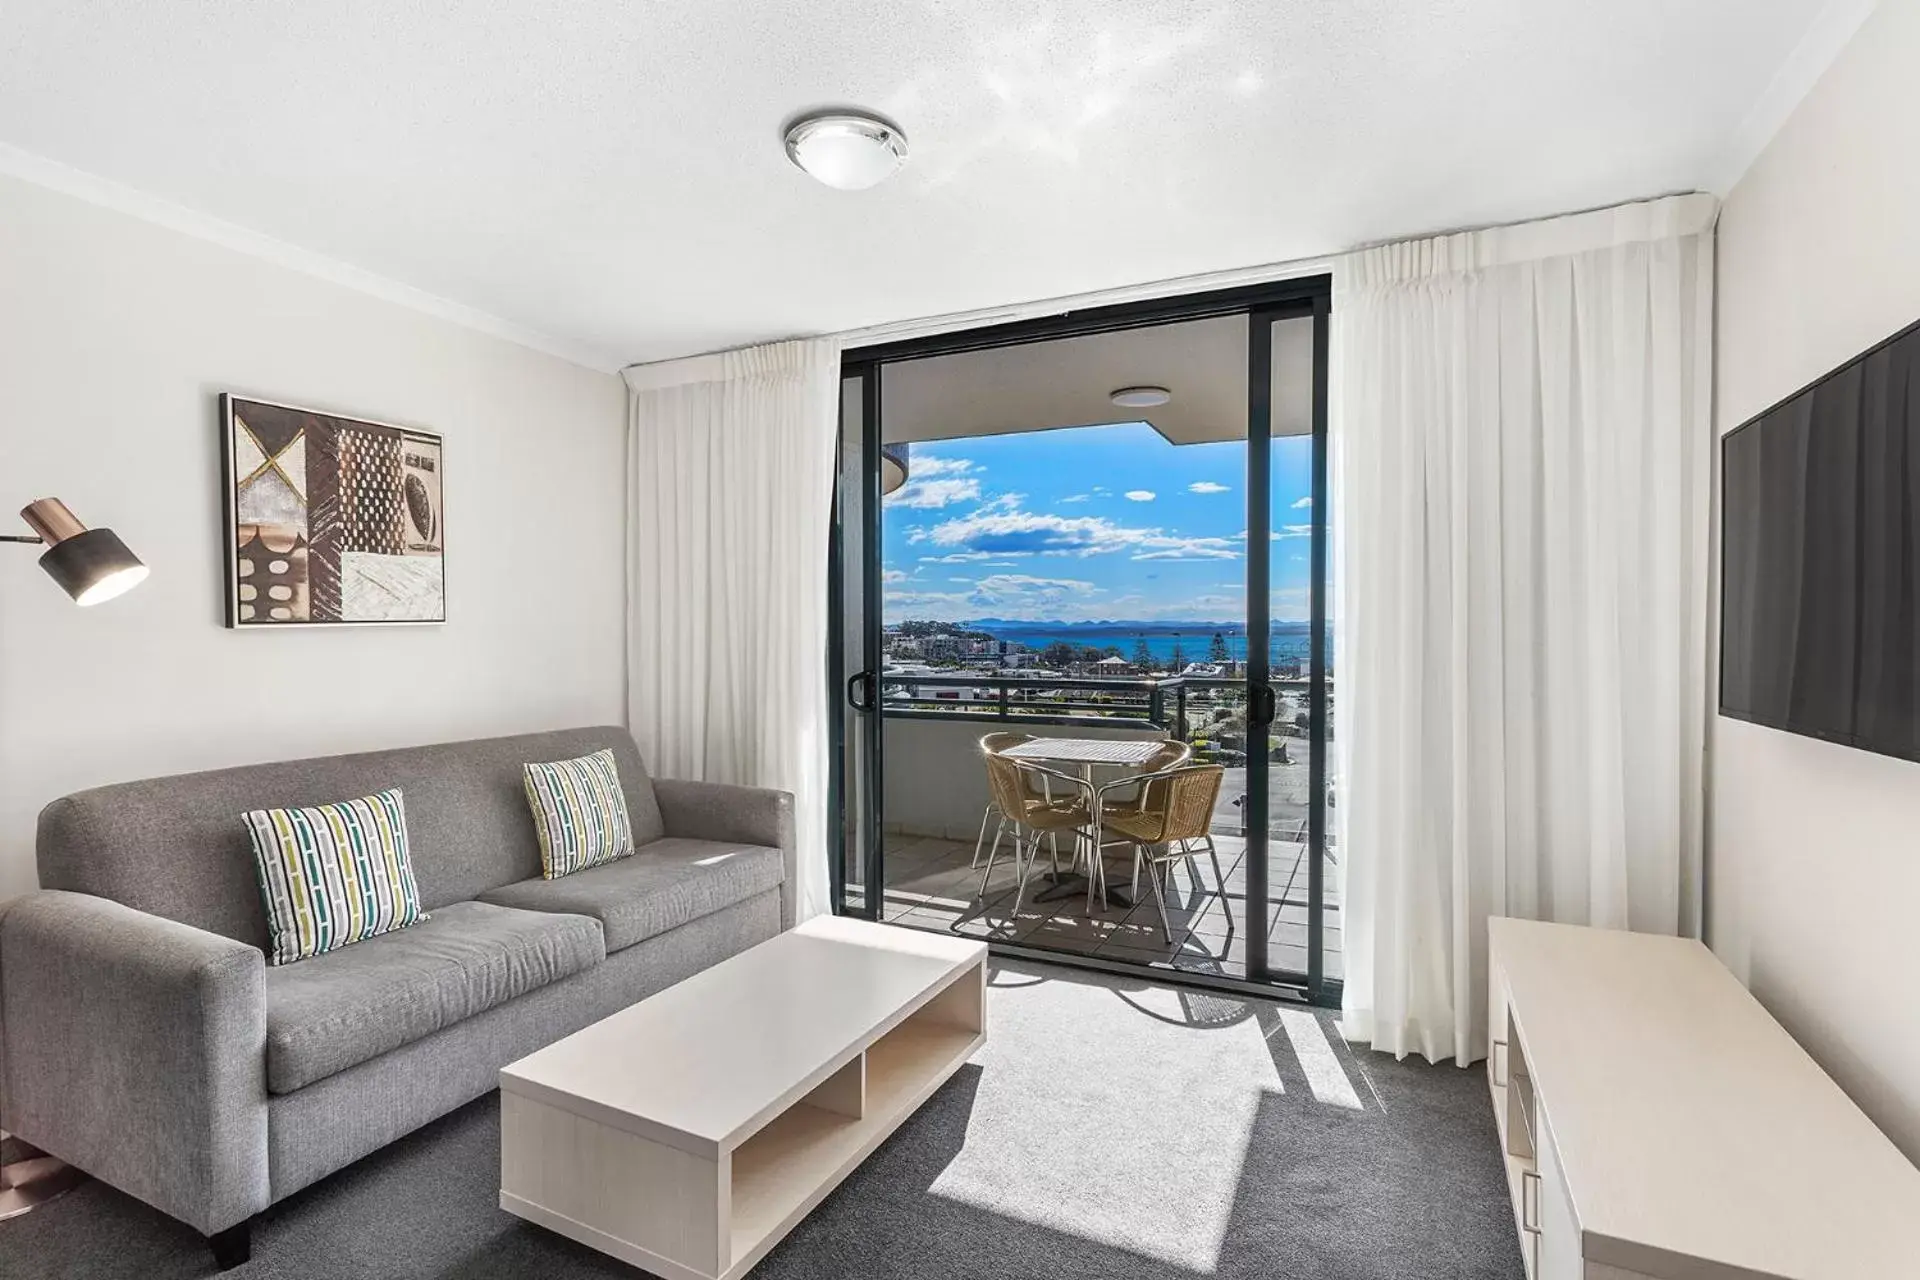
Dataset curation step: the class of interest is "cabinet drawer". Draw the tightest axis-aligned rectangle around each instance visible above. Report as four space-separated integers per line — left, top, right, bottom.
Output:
1532 1107 1582 1280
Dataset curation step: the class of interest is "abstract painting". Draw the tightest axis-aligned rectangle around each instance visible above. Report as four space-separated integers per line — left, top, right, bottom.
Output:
223 396 445 626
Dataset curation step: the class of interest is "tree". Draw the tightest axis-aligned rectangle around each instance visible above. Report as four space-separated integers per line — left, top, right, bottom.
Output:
1131 637 1154 669
1040 641 1076 669
1209 631 1231 663
1168 639 1187 672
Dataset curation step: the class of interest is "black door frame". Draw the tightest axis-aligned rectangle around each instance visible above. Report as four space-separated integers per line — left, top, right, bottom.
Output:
829 273 1337 1004
828 361 886 921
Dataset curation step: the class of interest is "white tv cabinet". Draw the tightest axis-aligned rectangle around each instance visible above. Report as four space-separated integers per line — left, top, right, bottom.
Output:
1487 918 1920 1279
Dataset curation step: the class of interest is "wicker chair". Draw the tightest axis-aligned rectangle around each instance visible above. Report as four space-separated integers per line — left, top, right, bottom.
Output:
1095 764 1227 941
1093 739 1193 817
977 749 1095 920
971 731 1035 869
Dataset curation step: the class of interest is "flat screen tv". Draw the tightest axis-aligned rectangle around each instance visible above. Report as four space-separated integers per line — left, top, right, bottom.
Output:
1722 316 1920 760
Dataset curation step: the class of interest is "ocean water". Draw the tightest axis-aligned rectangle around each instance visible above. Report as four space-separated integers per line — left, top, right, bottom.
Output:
968 622 1325 667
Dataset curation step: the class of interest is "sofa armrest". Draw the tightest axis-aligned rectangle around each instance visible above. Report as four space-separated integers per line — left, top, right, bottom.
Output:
653 779 797 929
0 890 269 1234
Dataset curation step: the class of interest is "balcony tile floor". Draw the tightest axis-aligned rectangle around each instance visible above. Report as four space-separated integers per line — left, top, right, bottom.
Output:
876 831 1342 984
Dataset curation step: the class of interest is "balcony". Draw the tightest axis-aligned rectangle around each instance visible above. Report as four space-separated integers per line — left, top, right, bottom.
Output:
868 673 1340 984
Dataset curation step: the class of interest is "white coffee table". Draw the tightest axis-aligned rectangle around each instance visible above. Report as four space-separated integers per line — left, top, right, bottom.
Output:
499 916 987 1280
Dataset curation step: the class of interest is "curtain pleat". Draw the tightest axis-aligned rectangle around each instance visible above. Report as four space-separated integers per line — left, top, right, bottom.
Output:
624 340 840 921
1335 195 1714 1065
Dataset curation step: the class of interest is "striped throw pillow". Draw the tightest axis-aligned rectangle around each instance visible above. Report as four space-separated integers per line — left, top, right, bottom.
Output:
244 789 427 966
524 748 635 879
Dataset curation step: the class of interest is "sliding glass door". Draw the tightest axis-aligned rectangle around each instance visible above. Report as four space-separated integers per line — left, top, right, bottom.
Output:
829 363 883 919
830 280 1336 1002
1248 299 1334 1000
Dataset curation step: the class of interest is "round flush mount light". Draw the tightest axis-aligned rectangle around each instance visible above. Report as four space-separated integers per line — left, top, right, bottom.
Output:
784 111 909 190
1110 386 1172 409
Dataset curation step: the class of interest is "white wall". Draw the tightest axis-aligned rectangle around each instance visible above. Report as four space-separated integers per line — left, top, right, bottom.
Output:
0 173 629 900
1712 0 1920 1159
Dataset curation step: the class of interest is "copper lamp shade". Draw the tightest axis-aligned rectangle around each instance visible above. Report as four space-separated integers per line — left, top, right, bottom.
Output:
20 498 149 606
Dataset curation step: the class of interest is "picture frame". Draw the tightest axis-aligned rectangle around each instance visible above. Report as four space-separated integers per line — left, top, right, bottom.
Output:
221 394 446 627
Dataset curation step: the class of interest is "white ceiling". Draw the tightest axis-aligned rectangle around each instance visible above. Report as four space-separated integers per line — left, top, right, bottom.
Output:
883 314 1315 445
0 1 1850 369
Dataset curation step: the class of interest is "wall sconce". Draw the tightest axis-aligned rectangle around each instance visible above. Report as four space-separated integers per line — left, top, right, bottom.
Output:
2 498 148 605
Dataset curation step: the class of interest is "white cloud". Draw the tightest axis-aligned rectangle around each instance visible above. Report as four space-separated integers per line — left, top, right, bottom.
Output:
909 454 980 477
884 589 970 608
1277 523 1312 539
886 478 981 510
882 568 910 583
927 504 1239 562
1132 547 1239 561
1058 494 1091 504
918 550 1033 564
884 569 1106 623
976 573 1096 594
1125 490 1157 502
948 576 974 583
969 574 1100 611
1291 495 1312 509
1189 481 1231 495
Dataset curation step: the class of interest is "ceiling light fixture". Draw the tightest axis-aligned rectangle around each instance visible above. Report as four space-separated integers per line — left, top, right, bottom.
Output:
1110 386 1172 409
784 111 909 191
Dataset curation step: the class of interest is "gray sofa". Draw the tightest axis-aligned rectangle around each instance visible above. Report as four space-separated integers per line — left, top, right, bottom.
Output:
0 726 793 1266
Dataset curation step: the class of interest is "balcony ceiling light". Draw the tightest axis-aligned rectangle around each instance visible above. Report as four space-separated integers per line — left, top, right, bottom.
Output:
1110 386 1172 408
784 111 908 191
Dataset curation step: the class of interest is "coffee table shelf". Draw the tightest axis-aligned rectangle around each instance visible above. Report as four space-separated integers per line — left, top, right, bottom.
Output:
500 917 987 1280
729 1013 980 1264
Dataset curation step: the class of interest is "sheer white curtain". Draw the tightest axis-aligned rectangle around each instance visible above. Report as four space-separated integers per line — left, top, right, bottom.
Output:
1335 195 1714 1064
624 339 840 922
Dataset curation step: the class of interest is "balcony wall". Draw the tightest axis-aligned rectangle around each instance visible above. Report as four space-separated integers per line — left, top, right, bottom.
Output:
881 715 1162 841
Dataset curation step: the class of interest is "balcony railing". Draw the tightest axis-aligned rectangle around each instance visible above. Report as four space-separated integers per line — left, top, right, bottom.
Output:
880 672 1314 745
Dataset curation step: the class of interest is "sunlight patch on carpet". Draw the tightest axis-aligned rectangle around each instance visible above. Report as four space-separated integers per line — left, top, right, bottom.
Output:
928 973 1281 1270
1276 1007 1363 1110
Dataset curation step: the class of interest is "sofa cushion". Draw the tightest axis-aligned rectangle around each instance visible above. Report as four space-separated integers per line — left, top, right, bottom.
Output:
245 788 428 965
524 748 636 879
476 837 784 953
263 899 604 1094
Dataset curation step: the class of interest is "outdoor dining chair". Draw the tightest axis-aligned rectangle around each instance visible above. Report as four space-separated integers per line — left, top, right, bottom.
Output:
977 748 1096 921
971 730 1034 869
1094 763 1227 942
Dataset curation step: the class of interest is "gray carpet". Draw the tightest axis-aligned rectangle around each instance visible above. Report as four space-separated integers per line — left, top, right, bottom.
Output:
2 961 1521 1280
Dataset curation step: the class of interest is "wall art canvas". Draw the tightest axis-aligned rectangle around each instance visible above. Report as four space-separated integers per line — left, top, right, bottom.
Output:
223 395 446 626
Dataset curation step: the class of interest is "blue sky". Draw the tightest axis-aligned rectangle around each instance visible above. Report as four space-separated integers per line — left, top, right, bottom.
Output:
882 421 1313 625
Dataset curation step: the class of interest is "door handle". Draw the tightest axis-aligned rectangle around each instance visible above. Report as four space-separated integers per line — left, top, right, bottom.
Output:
1250 684 1277 726
847 671 874 712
